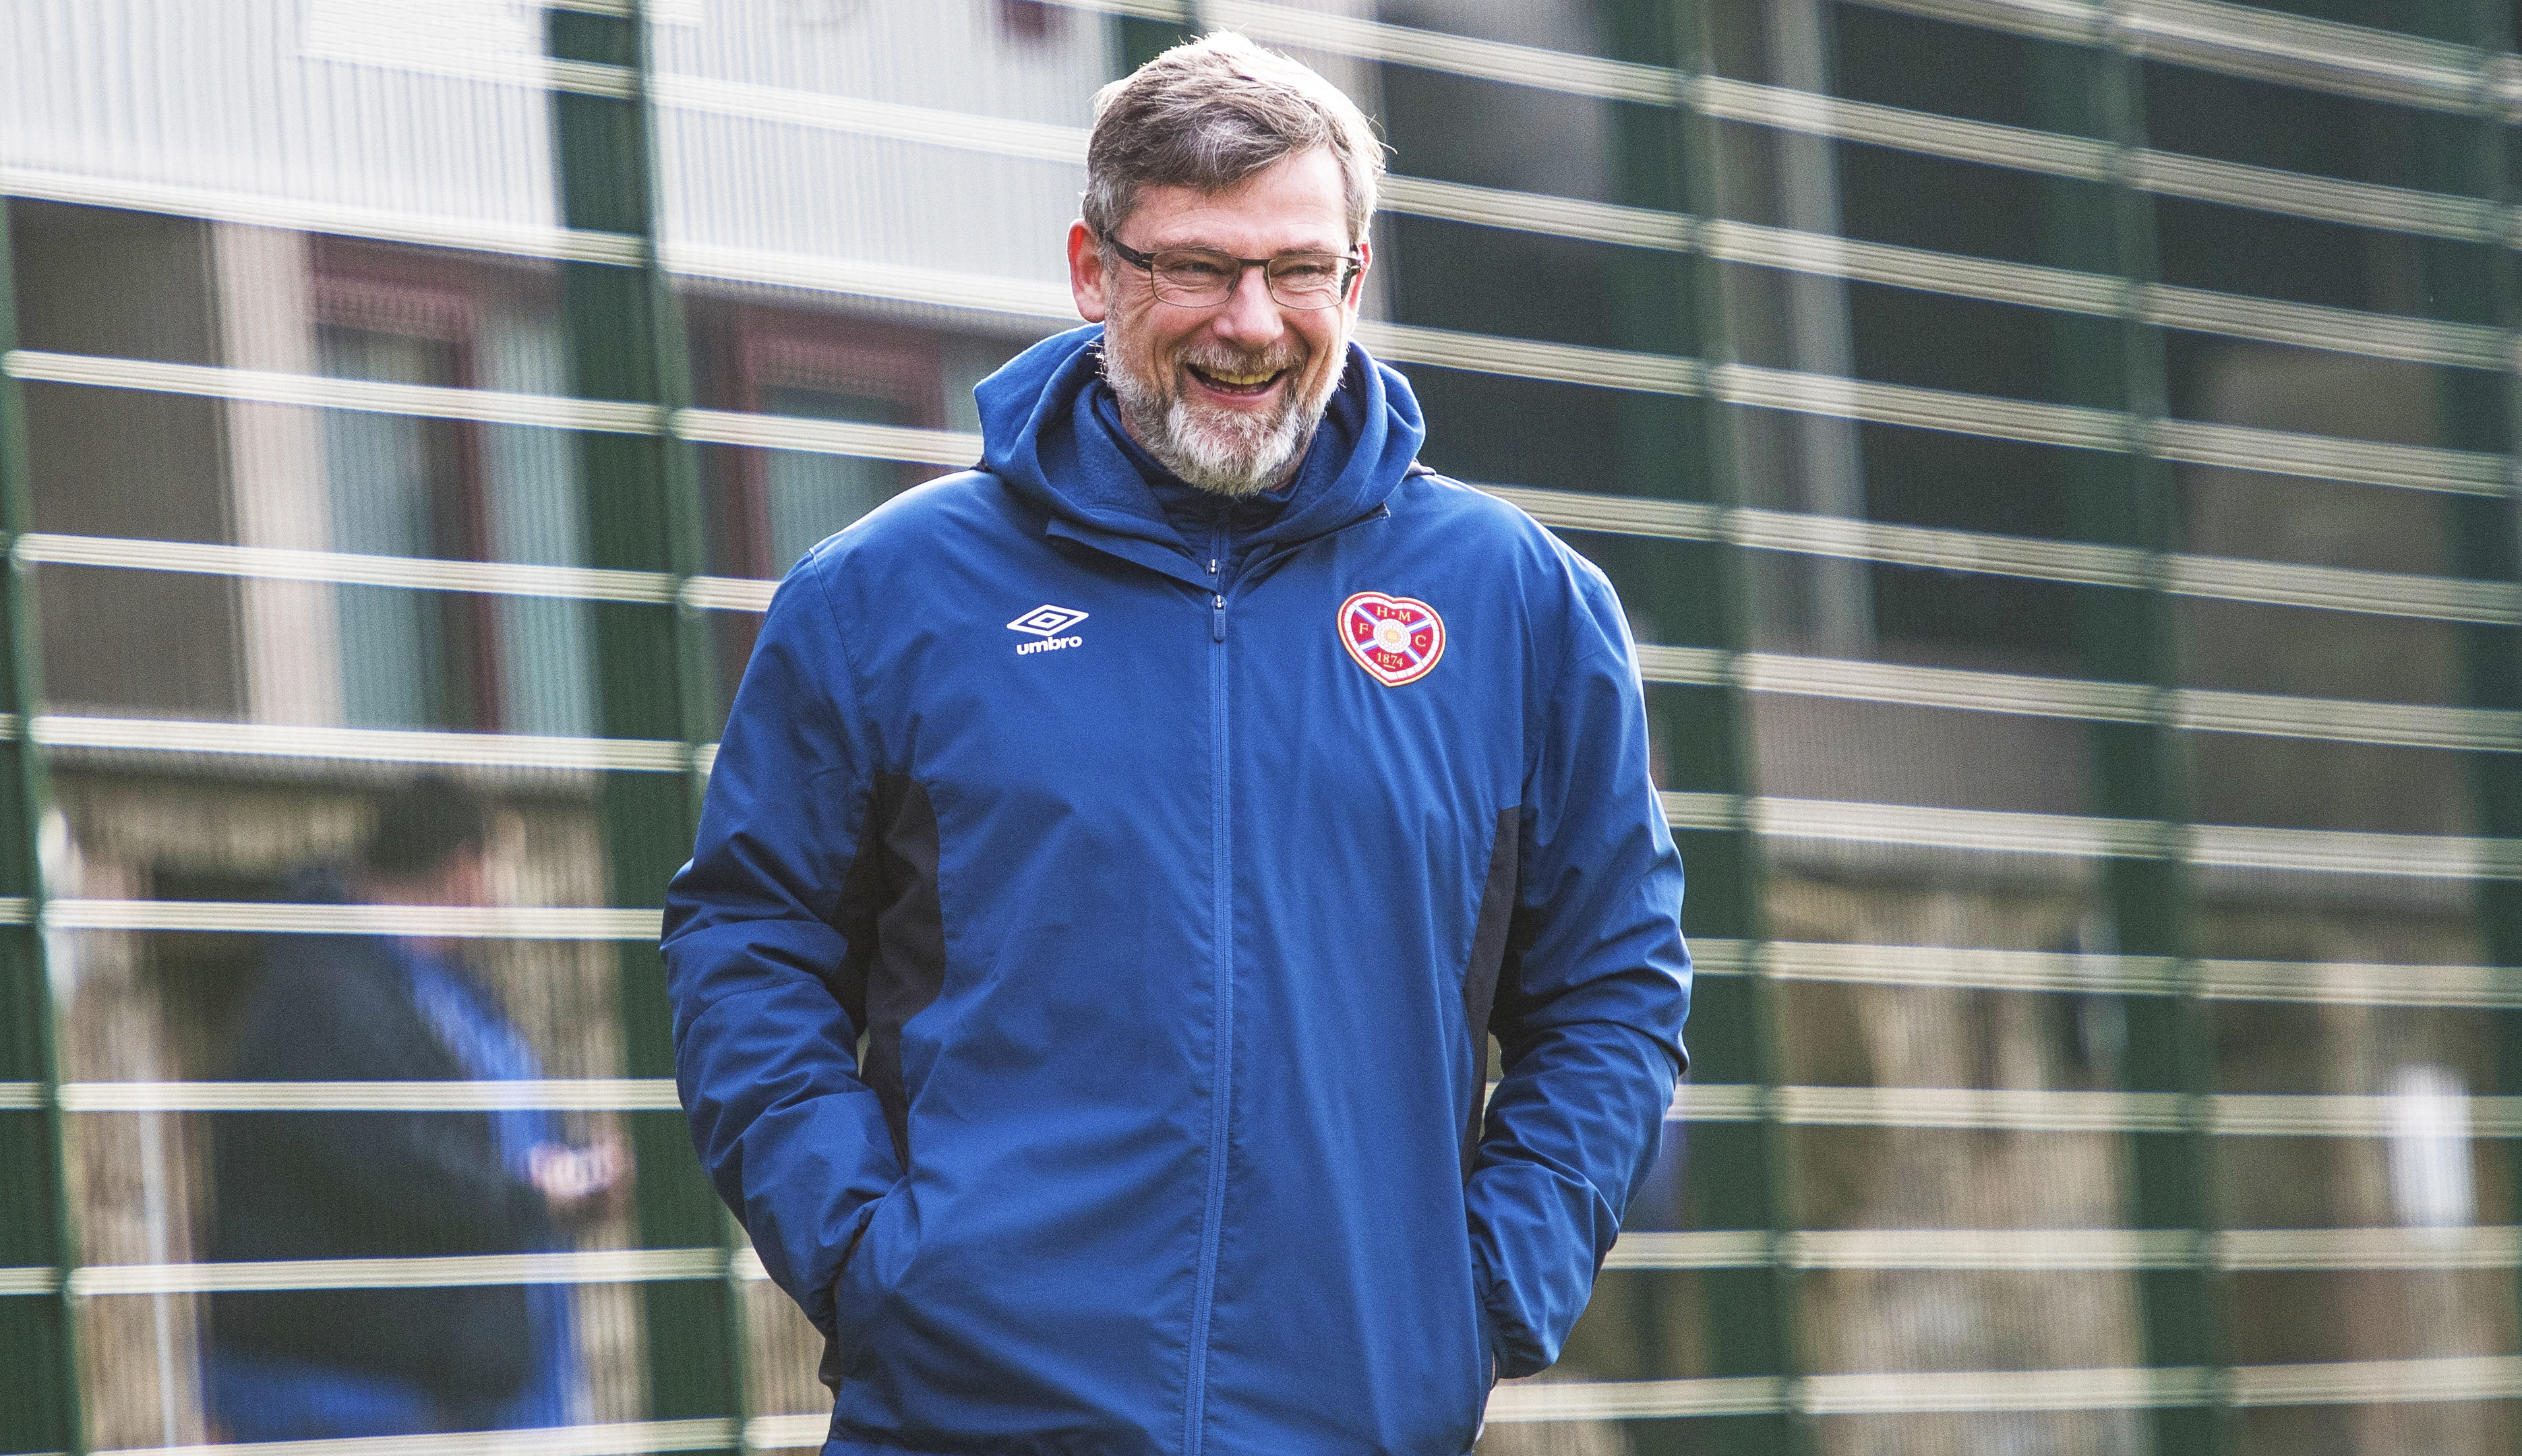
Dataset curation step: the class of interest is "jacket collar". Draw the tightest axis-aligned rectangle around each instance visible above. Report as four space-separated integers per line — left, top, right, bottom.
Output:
975 324 1427 576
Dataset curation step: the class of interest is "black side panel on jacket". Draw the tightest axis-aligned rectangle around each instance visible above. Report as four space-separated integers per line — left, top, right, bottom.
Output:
1460 807 1522 1179
860 772 949 1167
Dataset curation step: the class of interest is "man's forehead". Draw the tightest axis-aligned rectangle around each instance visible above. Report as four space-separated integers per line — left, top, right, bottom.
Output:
1118 149 1352 246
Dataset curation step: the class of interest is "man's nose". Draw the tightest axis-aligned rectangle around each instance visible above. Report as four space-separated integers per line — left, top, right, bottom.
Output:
1207 264 1284 346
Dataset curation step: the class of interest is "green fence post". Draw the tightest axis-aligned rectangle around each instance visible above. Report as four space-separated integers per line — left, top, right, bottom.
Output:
2066 26 2226 1455
1659 5 1807 1452
1115 3 1203 75
0 200 83 1456
2443 2 2522 1369
544 3 740 1440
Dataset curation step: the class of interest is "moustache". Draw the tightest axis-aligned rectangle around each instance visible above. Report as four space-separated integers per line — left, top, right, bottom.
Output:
1175 344 1309 379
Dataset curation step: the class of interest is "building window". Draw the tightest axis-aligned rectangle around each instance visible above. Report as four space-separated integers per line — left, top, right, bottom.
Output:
711 313 940 581
314 274 498 730
310 245 593 736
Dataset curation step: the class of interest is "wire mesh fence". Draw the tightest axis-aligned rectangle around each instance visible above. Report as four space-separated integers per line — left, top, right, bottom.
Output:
5 1 2521 1453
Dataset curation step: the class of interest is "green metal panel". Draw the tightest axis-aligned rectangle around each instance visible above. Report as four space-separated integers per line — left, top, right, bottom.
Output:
1116 5 1204 76
2051 36 2230 1456
0 200 82 1456
544 4 738 1438
1654 5 1806 1451
2443 0 2522 1383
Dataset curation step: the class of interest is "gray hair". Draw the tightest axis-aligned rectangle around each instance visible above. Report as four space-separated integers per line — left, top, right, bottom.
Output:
1083 32 1384 247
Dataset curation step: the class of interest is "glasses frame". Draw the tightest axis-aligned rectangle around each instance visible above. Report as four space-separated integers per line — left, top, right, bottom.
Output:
1104 237 1364 311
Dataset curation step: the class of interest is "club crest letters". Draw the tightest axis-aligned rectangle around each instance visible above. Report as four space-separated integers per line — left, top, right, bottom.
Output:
1338 590 1445 687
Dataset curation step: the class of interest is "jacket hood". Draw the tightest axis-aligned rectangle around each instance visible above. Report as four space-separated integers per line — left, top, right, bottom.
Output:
975 323 1427 556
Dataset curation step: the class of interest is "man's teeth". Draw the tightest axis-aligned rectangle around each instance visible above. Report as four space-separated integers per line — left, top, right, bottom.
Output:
1199 367 1278 386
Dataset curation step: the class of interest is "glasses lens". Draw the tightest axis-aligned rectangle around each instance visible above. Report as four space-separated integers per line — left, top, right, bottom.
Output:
1140 249 1351 309
1149 249 1238 305
1265 253 1348 309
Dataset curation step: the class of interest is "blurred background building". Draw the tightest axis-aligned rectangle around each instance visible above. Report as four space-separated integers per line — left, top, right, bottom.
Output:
4 0 2521 1453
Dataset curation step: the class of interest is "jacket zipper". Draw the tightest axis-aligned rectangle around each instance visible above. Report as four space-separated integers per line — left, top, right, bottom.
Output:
1177 507 1385 1454
1184 530 1232 1455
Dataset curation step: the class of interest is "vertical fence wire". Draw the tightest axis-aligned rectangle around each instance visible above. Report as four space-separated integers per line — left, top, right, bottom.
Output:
630 0 762 1443
0 172 82 1456
2459 1 2522 1416
547 1 741 1443
2087 8 2229 1451
1665 1 1806 1449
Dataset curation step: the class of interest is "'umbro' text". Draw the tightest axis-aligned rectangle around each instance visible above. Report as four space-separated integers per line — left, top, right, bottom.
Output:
1016 635 1083 656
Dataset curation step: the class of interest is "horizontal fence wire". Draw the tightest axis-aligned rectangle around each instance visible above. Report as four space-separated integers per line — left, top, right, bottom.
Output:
1847 0 2518 117
1691 936 2522 1006
0 1079 680 1111
4 665 2508 775
24 715 691 773
1481 1354 2522 1418
13 161 2511 380
1068 0 2522 247
8 1355 2502 1453
10 33 2519 485
61 1248 725 1296
29 900 662 938
1059 0 2522 126
13 5 2521 344
1606 1225 2522 1272
1660 794 2522 879
15 352 2522 623
1639 648 2522 751
18 913 2519 1004
9 1074 2506 1136
1666 1083 2522 1136
0 1246 771 1300
0 654 2507 775
4 1221 2511 1303
0 801 2504 948
69 1417 745 1456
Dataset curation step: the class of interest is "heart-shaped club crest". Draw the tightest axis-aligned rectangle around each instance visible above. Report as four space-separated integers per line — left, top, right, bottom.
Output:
1338 591 1446 686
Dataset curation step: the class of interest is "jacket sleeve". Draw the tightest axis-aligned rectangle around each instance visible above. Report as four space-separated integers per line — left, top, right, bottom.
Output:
1468 564 1691 1378
662 560 899 1336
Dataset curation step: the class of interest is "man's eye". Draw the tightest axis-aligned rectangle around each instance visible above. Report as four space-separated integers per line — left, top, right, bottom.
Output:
1275 260 1338 281
1162 256 1232 279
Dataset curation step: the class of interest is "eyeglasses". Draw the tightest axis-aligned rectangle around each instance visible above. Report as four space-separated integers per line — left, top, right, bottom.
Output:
1105 238 1362 310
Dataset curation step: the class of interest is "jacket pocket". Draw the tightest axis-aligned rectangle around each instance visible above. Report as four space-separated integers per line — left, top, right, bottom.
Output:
824 1184 910 1387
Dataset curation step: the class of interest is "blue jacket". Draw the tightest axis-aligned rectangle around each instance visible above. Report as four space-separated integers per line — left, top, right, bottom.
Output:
663 326 1689 1456
212 868 561 1423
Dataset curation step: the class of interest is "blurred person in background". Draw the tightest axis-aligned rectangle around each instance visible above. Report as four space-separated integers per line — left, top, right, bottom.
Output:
205 775 625 1438
665 32 1687 1456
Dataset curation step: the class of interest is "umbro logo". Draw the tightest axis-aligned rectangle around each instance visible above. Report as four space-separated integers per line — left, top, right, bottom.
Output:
1007 604 1088 656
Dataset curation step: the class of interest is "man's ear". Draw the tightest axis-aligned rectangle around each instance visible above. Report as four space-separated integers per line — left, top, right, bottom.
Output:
1344 236 1373 309
1069 220 1111 323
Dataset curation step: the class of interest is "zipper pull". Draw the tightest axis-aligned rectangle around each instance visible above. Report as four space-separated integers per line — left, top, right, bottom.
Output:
1207 557 1218 576
1211 593 1227 641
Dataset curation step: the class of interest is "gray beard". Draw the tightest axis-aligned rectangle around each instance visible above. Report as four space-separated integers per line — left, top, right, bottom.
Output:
1106 351 1323 499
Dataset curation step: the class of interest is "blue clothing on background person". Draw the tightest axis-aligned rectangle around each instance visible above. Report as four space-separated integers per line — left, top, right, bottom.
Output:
204 1352 444 1442
663 325 1690 1456
208 872 582 1437
401 944 582 1430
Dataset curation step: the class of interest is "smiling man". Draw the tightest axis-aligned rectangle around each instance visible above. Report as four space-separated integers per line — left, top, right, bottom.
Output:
1074 107 1358 497
663 33 1689 1456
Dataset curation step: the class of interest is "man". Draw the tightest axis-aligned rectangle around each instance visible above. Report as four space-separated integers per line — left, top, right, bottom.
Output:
208 776 623 1436
663 33 1688 1456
